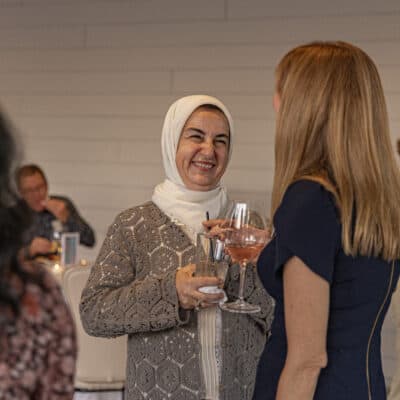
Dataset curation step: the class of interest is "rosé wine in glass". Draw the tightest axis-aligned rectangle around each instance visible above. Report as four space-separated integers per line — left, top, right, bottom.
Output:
219 201 269 314
225 242 266 264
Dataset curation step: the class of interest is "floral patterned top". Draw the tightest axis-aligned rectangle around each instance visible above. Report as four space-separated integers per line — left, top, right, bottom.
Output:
0 263 77 400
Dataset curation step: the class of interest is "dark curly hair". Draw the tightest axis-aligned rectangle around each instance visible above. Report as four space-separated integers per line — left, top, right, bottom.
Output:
0 111 34 316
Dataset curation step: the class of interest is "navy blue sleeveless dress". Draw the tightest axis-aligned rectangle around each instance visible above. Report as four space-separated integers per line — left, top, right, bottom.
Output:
253 180 399 400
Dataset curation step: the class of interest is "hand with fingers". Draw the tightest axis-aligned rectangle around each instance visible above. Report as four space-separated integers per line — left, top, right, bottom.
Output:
29 237 53 257
202 218 233 240
203 218 272 244
41 198 69 223
176 264 224 310
202 218 229 232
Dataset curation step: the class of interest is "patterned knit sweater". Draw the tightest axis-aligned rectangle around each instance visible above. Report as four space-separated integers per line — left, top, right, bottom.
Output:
80 202 274 400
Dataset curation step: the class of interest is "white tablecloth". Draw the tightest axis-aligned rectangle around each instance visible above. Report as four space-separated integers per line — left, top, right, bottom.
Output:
74 391 123 400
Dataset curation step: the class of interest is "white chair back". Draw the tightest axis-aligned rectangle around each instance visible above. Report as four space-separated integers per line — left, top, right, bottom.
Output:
62 266 127 390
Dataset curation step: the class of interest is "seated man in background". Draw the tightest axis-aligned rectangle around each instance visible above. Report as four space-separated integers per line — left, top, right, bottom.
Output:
16 164 95 259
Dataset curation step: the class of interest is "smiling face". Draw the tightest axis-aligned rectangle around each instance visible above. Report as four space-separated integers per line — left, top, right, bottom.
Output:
176 106 230 191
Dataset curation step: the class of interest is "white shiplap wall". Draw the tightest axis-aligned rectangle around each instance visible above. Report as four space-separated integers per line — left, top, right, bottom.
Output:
0 0 399 385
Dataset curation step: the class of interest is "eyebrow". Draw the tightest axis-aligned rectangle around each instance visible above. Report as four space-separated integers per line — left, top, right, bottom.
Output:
185 127 205 134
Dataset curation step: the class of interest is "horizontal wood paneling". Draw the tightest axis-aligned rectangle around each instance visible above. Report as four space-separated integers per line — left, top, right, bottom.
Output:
0 0 398 383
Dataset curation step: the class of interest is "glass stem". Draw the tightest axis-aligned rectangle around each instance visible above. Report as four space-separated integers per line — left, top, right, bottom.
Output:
238 261 247 302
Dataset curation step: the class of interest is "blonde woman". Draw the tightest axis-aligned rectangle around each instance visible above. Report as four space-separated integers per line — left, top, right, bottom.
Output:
253 41 400 400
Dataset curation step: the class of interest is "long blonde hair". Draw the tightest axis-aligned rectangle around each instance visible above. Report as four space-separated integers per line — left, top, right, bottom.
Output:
272 41 400 261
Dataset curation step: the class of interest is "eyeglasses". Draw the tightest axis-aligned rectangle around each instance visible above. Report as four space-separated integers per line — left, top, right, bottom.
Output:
21 183 47 196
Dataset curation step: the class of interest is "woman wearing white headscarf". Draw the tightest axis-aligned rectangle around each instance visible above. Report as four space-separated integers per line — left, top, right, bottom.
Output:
80 95 274 400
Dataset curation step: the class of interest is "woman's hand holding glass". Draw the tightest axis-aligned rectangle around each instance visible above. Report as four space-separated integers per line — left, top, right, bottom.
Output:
176 264 224 310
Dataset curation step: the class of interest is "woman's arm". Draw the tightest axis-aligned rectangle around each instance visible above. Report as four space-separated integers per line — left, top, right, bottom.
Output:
276 255 329 400
80 213 190 338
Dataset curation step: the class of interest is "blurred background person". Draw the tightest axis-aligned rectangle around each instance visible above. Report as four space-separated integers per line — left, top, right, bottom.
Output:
16 164 95 259
80 95 274 400
253 41 400 400
0 111 77 398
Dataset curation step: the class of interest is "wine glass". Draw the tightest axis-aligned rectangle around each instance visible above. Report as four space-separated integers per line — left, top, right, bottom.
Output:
219 200 269 314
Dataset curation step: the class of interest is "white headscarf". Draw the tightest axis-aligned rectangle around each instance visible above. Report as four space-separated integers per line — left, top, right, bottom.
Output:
152 95 234 237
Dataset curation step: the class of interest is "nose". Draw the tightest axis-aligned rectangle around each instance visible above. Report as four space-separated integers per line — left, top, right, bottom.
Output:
32 193 44 204
201 138 215 155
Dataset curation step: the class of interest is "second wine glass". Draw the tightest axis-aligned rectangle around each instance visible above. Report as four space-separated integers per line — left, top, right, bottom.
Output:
220 200 269 314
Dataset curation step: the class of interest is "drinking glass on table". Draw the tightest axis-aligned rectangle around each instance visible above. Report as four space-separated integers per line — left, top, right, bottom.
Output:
220 201 269 314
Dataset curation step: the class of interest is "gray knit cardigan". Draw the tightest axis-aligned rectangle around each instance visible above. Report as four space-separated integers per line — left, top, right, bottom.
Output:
80 202 274 400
